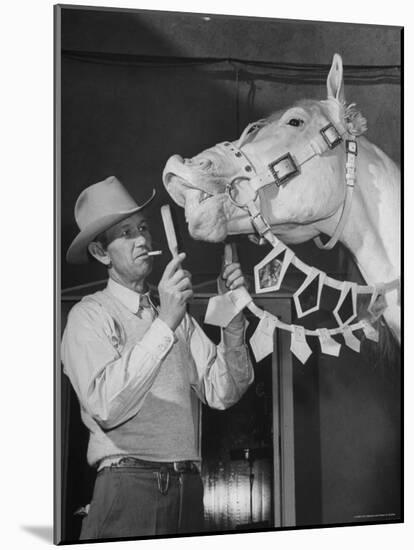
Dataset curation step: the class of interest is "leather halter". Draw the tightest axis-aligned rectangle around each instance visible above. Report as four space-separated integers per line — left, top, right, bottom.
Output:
222 116 357 250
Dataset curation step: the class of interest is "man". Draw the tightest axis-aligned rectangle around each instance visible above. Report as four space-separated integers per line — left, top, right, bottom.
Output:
61 176 254 541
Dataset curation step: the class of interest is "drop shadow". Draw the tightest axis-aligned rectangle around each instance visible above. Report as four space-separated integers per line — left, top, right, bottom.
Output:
21 525 53 543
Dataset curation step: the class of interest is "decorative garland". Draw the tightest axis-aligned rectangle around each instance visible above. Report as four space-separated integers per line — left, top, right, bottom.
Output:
204 234 399 365
252 237 399 324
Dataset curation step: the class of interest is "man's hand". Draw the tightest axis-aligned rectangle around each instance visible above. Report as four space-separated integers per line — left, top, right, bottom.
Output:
158 252 193 331
218 260 248 295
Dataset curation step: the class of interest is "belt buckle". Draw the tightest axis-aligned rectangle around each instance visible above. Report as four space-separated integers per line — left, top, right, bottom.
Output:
173 461 184 473
173 461 188 473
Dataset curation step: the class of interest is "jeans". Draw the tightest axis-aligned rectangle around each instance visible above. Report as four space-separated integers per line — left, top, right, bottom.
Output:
79 462 205 540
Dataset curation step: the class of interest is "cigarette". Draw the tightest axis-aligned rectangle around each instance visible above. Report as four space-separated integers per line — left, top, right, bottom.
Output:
147 250 163 256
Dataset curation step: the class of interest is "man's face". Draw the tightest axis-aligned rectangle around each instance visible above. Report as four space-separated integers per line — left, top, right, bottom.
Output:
103 211 154 285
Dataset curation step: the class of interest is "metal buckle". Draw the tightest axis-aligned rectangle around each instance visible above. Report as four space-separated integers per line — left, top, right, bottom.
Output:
173 461 196 473
173 461 185 473
250 212 271 236
320 123 343 149
346 139 358 155
268 153 299 186
226 177 258 209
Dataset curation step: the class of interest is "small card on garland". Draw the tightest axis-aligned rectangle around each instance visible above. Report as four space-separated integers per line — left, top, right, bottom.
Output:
205 242 252 327
317 328 341 357
333 281 357 326
254 242 294 294
367 285 387 320
290 325 313 364
293 269 326 318
343 326 361 353
361 319 379 343
205 287 252 328
250 313 278 362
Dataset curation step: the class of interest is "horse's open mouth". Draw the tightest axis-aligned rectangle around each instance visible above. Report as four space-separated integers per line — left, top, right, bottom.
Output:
164 172 217 208
163 154 228 209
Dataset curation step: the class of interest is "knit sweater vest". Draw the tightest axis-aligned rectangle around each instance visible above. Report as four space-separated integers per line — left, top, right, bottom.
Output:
81 289 200 467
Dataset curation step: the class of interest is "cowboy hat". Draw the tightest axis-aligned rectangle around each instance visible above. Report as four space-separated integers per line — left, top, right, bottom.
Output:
66 176 156 264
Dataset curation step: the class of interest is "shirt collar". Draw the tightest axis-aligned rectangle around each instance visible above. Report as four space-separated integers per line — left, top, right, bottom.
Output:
106 278 154 314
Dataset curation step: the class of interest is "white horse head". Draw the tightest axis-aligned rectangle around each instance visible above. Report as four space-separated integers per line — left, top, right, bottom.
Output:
163 54 400 340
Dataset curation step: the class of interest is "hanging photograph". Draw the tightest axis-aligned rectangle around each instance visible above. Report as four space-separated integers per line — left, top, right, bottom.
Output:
55 4 402 545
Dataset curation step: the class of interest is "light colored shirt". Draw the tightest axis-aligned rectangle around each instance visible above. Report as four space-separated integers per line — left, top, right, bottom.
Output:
61 278 254 466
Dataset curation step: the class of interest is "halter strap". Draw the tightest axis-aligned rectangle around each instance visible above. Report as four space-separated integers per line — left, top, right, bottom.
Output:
223 116 354 249
313 138 357 249
252 124 345 191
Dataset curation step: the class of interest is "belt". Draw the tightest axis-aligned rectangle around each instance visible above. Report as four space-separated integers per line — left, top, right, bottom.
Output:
97 456 199 474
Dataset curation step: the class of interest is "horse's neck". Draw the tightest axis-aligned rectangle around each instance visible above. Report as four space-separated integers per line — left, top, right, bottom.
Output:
320 139 401 342
322 138 400 286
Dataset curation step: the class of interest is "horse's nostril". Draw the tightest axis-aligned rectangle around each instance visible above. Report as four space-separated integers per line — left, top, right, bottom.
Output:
198 158 212 170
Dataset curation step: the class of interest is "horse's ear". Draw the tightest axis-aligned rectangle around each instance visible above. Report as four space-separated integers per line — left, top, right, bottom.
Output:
326 53 345 104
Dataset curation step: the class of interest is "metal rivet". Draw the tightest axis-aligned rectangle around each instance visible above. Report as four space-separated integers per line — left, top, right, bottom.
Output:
245 165 252 172
235 152 242 157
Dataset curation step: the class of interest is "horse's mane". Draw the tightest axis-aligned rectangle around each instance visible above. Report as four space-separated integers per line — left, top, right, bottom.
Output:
343 102 368 136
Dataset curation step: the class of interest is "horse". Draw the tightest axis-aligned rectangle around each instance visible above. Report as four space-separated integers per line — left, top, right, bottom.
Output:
162 54 401 343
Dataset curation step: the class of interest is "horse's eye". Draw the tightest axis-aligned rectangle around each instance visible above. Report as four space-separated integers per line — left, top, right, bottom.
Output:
287 118 304 127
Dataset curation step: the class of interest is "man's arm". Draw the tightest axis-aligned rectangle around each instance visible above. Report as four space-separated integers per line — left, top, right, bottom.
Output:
61 301 175 430
186 254 254 409
186 312 254 410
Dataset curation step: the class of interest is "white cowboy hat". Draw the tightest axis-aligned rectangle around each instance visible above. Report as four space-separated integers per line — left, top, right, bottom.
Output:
66 176 156 264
